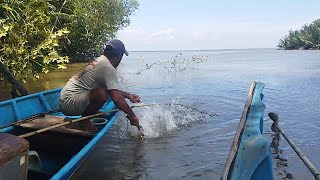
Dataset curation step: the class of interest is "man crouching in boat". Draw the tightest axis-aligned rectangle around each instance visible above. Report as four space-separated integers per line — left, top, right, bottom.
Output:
59 39 141 132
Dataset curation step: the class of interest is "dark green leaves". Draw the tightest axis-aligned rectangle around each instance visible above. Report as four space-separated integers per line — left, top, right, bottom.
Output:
0 0 70 82
278 19 320 50
0 0 138 83
56 0 139 61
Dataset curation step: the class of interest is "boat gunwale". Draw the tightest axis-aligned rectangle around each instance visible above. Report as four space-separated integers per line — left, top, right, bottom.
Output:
221 81 257 180
51 110 120 180
0 88 61 105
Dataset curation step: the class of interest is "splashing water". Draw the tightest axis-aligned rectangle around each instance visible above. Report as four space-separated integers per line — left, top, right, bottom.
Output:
114 54 217 138
124 103 218 138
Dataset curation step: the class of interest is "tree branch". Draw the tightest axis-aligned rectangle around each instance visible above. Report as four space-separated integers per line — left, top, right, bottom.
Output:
0 60 28 98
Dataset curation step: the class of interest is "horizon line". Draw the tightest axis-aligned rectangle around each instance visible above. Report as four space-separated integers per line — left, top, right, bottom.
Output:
127 47 277 52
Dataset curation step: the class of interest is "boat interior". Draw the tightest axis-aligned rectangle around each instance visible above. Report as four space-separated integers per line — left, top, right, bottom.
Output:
6 111 116 179
0 88 118 179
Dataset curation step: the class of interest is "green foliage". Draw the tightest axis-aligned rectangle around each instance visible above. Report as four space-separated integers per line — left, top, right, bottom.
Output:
0 0 139 83
52 0 139 60
0 0 69 82
278 19 320 50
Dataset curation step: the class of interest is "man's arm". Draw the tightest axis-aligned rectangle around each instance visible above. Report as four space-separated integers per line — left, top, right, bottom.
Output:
119 90 130 98
108 89 139 126
119 90 141 103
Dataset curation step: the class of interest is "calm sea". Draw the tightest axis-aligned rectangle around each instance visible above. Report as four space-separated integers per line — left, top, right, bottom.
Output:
1 49 319 179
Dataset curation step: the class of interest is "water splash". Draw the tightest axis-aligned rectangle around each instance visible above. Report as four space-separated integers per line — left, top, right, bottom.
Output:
125 103 218 138
114 54 216 138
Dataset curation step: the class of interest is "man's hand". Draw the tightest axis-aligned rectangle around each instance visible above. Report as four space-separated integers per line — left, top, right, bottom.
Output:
128 93 141 103
127 115 140 127
109 90 141 128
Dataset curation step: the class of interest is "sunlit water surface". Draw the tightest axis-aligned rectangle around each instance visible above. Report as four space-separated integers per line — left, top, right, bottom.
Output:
1 49 320 179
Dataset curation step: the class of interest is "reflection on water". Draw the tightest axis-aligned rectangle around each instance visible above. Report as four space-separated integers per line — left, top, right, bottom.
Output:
0 63 86 101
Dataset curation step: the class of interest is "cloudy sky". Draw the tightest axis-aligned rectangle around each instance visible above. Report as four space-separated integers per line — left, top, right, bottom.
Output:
117 0 320 51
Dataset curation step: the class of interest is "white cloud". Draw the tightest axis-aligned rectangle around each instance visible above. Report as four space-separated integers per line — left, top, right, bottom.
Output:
118 27 176 50
117 20 314 51
118 27 146 39
150 28 175 41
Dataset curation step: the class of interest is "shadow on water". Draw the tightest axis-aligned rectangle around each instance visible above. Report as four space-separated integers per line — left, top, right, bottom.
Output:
269 126 294 180
70 135 149 180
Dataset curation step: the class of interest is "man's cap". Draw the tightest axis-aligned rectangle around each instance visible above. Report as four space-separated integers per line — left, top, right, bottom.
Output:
104 39 129 56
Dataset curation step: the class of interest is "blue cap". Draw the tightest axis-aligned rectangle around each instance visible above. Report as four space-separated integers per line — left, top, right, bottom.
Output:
104 39 129 56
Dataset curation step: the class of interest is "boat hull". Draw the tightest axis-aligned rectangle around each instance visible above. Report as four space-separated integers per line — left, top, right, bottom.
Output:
222 82 274 180
0 88 119 179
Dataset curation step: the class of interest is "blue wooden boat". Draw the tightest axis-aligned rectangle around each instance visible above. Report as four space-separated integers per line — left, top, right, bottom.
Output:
0 88 119 179
221 81 274 180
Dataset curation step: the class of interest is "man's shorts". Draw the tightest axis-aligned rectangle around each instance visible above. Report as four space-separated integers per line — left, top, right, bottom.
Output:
59 90 90 116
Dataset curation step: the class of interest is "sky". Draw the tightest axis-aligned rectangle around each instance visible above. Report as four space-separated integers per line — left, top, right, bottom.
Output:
117 0 320 51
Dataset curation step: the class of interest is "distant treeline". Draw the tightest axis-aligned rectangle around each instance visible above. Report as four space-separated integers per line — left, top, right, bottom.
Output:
278 19 320 50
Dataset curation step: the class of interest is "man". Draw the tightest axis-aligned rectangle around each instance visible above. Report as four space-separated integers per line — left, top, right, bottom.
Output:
60 39 141 131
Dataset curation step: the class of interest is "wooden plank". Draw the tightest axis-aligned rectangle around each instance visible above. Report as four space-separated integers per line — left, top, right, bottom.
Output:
0 133 29 166
15 115 94 137
221 81 256 180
